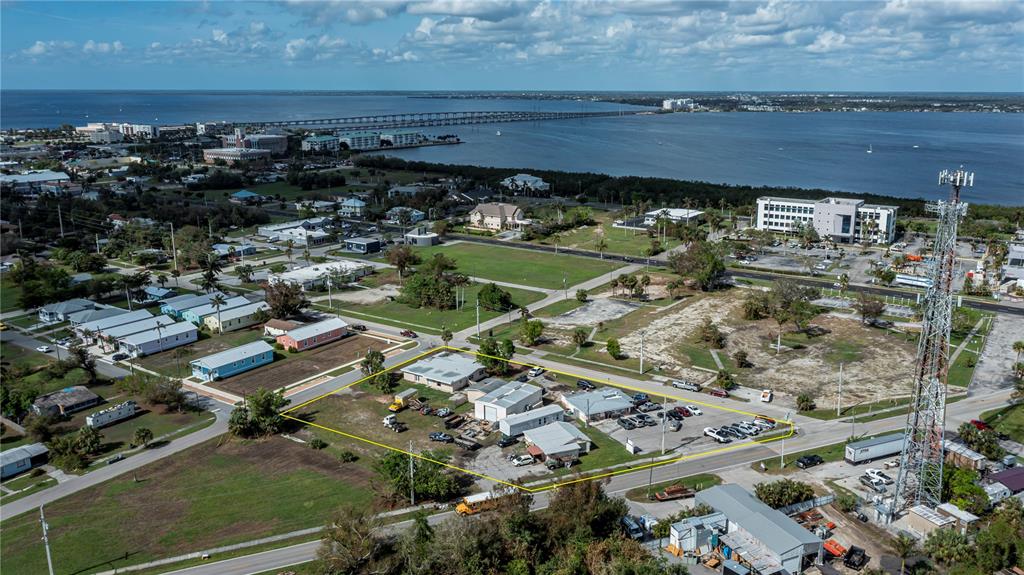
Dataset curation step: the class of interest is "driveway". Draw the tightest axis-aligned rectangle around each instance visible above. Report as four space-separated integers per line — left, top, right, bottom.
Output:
970 313 1020 396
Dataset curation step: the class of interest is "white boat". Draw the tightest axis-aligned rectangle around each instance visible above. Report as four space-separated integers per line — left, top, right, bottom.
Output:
496 130 502 136
867 144 873 154
912 145 919 149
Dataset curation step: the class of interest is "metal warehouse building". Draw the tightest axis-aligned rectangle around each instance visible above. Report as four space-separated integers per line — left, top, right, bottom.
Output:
499 404 565 437
676 484 823 574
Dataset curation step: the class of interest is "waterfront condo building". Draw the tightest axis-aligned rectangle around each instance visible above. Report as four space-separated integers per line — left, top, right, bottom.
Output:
301 134 340 152
755 196 898 244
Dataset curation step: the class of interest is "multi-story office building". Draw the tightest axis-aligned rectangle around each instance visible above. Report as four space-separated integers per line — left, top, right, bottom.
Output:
338 130 382 150
301 135 340 152
755 196 898 244
220 132 288 155
380 130 425 147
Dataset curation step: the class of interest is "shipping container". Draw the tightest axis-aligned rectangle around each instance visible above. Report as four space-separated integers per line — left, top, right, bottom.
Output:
845 433 905 464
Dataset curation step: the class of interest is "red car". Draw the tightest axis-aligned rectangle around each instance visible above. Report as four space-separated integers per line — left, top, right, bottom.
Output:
674 406 693 417
708 388 730 398
401 330 418 338
969 419 991 431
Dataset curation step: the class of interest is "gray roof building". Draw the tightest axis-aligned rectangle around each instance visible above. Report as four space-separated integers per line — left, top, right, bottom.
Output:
102 315 176 340
68 307 128 326
695 484 823 574
403 352 486 391
523 421 591 461
32 386 101 417
190 340 275 372
39 298 95 321
76 309 154 335
562 388 634 421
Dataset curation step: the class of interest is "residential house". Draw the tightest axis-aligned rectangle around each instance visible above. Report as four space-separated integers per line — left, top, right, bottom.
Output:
344 237 381 254
118 321 198 357
133 286 176 304
337 197 367 218
75 309 154 340
181 295 252 325
268 260 372 291
560 389 634 423
102 315 177 342
159 292 226 319
203 301 270 333
473 381 542 422
276 317 348 351
405 227 439 247
263 319 300 337
501 173 549 193
402 352 487 393
190 340 275 381
0 443 49 479
229 190 264 205
32 386 101 417
468 203 529 231
386 206 426 224
522 421 591 462
38 298 95 323
68 307 128 328
211 243 256 259
295 200 337 213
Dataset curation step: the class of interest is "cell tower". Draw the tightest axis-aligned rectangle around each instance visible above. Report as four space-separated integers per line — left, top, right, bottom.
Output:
888 167 972 517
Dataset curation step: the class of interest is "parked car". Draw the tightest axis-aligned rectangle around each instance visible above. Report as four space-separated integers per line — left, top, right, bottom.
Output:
795 454 825 469
108 454 126 465
638 402 660 412
752 419 774 431
859 475 887 493
35 345 52 353
707 388 729 398
844 546 869 570
671 380 702 392
428 432 453 443
401 330 418 338
528 367 545 378
634 414 657 427
760 389 773 403
111 353 129 361
883 459 901 470
969 419 991 431
512 455 535 467
686 405 703 416
633 392 649 404
617 417 637 430
350 324 367 331
865 469 894 484
420 406 433 416
434 408 452 418
668 420 682 432
665 410 684 421
737 422 761 435
577 379 596 391
703 427 731 444
515 373 529 382
497 435 518 448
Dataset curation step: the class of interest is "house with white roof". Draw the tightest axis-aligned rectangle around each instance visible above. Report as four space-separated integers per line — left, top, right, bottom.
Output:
257 218 334 247
276 317 348 351
203 301 270 333
75 309 154 339
501 173 549 193
402 352 487 393
522 421 591 462
498 404 565 438
68 307 128 327
268 260 372 291
560 388 634 423
473 381 542 422
118 321 198 357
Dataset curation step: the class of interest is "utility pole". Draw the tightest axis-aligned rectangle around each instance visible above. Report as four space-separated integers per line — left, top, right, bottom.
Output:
836 363 843 417
475 299 480 338
408 440 415 506
639 330 646 374
563 276 567 300
40 506 55 575
169 222 179 273
95 234 101 254
57 204 65 238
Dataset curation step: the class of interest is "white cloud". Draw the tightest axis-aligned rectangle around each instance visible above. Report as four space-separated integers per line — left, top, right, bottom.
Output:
807 30 847 53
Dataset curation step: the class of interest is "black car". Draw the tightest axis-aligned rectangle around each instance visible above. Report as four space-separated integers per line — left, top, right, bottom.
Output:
665 410 684 421
515 373 529 382
577 379 596 391
351 324 368 331
496 435 518 448
796 454 825 469
112 353 129 361
617 417 636 430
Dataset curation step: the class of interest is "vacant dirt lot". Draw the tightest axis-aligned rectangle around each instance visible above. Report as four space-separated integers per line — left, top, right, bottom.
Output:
544 298 640 328
333 284 401 305
211 335 392 396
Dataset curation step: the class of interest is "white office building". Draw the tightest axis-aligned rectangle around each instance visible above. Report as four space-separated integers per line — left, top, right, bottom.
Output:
268 260 373 291
301 135 340 152
473 381 542 422
662 98 695 111
338 131 382 150
755 196 898 244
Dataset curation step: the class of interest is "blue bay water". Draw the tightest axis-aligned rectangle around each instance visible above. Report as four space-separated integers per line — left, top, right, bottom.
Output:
2 91 1021 205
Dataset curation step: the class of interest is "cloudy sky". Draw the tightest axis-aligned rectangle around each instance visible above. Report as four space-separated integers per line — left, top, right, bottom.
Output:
2 0 1022 91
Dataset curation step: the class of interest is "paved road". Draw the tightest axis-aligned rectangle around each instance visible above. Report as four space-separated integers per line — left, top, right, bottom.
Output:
1 330 132 380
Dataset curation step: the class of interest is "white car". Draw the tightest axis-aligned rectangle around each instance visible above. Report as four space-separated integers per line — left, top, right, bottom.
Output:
512 455 535 467
686 405 703 416
760 390 773 403
528 367 545 378
35 345 52 353
737 422 761 435
703 427 731 443
865 468 894 484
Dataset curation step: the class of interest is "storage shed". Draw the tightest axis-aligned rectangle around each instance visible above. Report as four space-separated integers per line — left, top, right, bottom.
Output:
0 443 49 479
499 404 564 437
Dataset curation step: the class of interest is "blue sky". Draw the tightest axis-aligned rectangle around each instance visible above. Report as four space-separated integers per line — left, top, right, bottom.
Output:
2 0 1022 91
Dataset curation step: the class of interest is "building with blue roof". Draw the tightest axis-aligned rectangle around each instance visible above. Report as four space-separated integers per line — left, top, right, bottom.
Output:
190 340 275 381
229 190 264 205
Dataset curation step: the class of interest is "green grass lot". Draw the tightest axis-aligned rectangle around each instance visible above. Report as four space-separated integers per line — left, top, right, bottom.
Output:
328 283 546 334
533 298 587 318
625 473 722 502
16 366 93 396
801 397 914 421
7 314 49 330
1 344 55 372
410 242 625 290
0 437 376 575
983 404 1024 445
534 211 684 257
0 278 24 313
0 477 57 504
135 329 264 377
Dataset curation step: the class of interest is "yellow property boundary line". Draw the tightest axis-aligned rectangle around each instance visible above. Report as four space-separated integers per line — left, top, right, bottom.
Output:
281 346 795 493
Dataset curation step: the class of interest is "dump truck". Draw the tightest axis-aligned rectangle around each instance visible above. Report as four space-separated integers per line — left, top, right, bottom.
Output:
388 389 417 412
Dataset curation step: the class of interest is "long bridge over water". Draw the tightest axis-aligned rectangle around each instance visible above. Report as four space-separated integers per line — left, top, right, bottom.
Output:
234 109 643 131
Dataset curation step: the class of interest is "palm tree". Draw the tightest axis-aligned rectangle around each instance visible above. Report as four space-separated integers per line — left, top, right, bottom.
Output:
210 293 227 334
441 326 453 347
284 239 295 262
595 236 608 259
1014 340 1024 366
171 268 181 287
892 532 917 574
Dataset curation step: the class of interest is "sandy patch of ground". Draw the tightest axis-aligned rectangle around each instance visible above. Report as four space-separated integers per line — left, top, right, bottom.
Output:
617 293 744 372
725 314 917 404
545 297 640 328
333 285 401 305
